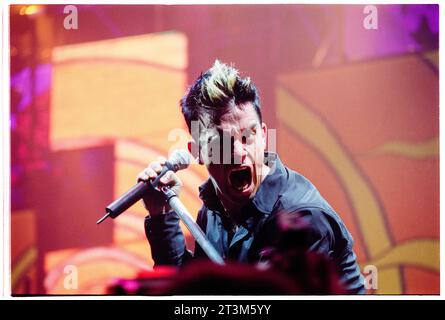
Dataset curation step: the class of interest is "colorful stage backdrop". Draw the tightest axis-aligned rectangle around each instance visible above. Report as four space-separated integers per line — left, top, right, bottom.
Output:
10 5 439 294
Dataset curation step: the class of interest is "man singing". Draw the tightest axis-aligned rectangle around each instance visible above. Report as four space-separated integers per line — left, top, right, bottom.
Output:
137 60 365 294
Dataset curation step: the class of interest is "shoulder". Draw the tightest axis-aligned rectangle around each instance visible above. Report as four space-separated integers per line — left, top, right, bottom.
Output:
277 168 353 242
269 204 354 259
295 209 335 249
300 208 354 257
278 168 331 211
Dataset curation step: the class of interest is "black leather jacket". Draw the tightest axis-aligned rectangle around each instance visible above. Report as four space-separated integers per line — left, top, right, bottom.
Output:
145 153 365 294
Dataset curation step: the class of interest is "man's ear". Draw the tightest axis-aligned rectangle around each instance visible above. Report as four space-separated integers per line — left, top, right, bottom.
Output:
261 122 268 147
187 140 204 165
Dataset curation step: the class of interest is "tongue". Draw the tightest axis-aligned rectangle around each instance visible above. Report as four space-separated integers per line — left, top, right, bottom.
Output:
230 168 251 190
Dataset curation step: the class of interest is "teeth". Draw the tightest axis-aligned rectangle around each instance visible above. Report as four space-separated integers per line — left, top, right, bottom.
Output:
230 166 249 172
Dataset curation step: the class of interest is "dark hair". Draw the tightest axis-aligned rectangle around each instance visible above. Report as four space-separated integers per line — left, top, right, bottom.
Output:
180 60 262 133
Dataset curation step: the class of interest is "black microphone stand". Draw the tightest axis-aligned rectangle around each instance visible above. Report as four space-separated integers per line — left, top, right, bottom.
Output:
97 181 225 265
160 186 225 265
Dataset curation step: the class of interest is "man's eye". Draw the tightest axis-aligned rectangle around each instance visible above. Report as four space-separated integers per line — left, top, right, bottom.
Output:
242 129 256 144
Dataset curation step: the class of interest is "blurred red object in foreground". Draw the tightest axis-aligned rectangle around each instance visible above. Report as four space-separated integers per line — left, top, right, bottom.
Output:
107 212 347 295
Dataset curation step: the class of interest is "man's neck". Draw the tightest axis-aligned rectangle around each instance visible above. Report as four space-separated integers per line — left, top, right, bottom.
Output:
217 193 247 225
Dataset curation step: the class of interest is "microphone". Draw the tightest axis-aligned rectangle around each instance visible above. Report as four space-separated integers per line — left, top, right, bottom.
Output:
96 150 191 224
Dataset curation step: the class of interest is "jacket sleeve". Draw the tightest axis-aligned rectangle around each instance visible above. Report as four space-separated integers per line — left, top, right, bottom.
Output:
144 211 192 267
188 207 208 261
144 207 208 267
302 209 366 294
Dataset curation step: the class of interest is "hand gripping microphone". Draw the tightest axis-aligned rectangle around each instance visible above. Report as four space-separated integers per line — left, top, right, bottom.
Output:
96 150 191 224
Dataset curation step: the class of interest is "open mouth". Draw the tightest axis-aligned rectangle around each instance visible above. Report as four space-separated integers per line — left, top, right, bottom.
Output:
228 166 252 191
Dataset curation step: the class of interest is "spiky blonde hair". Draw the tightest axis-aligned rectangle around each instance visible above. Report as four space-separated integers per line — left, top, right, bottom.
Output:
180 59 261 132
202 60 247 104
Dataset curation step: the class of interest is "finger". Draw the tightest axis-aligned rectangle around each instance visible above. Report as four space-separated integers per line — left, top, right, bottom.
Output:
159 170 173 184
160 171 182 187
169 173 182 195
157 156 167 166
149 161 163 173
137 172 150 182
138 167 157 181
170 171 182 187
145 167 157 179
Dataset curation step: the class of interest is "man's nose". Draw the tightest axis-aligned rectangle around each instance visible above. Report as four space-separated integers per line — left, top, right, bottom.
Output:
232 138 247 165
